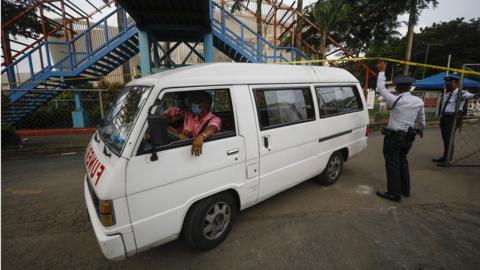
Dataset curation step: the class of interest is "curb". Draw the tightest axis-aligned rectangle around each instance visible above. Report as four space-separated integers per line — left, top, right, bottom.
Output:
16 128 96 137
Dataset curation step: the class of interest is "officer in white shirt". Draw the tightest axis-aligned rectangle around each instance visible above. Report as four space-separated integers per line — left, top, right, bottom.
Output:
375 60 425 203
433 74 477 166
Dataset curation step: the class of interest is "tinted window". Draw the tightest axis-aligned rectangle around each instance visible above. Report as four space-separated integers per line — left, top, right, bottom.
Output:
316 86 363 117
254 88 315 130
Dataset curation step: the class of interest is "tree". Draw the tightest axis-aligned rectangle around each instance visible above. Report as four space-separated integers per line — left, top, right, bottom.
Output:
310 0 352 60
403 0 438 75
2 0 45 39
300 0 409 58
367 18 480 80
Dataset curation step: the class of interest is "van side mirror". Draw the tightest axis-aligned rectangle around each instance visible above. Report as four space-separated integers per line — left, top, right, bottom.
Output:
147 105 171 147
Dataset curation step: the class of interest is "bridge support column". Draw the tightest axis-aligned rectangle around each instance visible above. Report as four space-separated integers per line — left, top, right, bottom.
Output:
204 32 214 63
72 91 89 128
139 29 151 76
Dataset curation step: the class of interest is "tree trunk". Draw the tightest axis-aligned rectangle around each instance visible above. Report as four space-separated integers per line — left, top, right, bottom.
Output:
294 0 303 61
403 0 417 75
320 29 327 65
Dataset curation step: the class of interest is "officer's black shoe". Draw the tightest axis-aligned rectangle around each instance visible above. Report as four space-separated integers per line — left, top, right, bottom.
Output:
402 192 410 197
437 162 449 167
432 157 445 162
376 191 401 203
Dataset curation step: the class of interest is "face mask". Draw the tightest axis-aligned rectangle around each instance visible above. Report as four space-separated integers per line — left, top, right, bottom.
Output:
191 103 201 115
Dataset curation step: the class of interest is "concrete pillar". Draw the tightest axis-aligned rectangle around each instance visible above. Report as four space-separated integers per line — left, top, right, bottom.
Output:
138 29 151 76
204 32 214 63
72 91 89 128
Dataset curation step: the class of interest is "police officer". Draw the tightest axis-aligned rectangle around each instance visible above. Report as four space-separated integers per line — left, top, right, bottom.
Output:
432 74 477 166
375 60 426 203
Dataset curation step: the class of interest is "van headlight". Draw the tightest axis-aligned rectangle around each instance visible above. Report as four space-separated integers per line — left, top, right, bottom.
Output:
98 200 116 226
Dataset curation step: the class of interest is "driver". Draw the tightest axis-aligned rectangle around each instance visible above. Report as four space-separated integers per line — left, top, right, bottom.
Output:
179 92 221 156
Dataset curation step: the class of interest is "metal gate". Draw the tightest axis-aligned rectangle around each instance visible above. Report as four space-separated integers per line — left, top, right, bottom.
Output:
447 64 480 166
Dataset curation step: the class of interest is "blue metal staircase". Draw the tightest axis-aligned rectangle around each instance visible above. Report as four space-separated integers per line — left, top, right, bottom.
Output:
2 7 138 125
2 1 310 126
211 1 309 64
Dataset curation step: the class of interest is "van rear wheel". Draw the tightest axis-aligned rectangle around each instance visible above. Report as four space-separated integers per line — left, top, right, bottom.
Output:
183 192 237 250
318 151 343 185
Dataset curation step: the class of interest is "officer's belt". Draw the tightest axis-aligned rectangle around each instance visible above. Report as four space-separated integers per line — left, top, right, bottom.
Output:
442 112 460 116
382 128 416 137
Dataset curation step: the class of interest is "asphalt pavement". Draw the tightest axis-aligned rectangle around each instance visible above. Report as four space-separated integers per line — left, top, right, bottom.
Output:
2 128 480 269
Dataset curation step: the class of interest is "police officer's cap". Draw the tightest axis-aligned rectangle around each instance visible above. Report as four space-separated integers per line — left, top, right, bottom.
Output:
393 75 415 86
444 73 460 83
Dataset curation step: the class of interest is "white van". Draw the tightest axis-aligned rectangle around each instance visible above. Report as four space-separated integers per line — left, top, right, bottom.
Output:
84 63 369 260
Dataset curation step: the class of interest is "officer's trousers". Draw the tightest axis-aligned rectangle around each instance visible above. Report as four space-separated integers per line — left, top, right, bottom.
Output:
383 134 413 196
440 114 456 161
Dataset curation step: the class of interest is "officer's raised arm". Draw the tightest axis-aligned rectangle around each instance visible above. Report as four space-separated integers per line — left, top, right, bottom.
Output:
376 60 398 107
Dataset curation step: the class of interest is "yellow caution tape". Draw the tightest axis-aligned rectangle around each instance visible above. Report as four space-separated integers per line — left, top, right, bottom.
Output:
2 57 479 87
289 57 480 76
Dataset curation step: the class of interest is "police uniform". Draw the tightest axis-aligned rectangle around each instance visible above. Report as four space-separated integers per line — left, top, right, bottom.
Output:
434 74 476 165
376 72 426 202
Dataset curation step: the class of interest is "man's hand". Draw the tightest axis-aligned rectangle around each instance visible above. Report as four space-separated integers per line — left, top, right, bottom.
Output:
191 136 204 156
376 60 386 72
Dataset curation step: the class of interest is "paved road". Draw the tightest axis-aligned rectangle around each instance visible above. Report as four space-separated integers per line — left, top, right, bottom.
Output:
2 129 480 269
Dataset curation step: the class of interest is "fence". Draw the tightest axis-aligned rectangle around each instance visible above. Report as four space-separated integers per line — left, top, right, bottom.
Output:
1 88 119 147
449 97 480 166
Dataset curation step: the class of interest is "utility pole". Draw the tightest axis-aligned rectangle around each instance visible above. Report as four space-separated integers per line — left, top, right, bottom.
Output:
422 43 444 78
403 0 417 75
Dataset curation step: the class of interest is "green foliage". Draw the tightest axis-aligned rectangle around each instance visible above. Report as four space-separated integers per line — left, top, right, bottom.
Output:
374 111 390 123
1 123 21 147
1 0 56 39
366 18 480 80
300 0 407 57
299 0 438 58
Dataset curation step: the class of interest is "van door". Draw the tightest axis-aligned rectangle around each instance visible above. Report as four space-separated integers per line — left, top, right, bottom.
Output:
125 87 246 251
251 85 320 201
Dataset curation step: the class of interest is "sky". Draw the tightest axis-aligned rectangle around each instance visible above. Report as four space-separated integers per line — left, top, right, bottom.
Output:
397 0 480 35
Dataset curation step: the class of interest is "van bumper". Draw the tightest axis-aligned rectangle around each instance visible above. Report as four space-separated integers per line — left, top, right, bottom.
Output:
84 178 126 260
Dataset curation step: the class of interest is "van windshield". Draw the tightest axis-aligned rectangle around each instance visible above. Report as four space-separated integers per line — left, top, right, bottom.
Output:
99 85 152 155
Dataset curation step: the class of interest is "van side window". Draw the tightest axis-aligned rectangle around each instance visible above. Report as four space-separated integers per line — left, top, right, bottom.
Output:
316 86 363 117
137 89 236 155
254 88 315 130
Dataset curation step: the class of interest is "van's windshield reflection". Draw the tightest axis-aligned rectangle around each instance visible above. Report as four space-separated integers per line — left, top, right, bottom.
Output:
99 85 152 155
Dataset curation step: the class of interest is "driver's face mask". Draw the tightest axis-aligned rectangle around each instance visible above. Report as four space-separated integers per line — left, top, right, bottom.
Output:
191 103 201 115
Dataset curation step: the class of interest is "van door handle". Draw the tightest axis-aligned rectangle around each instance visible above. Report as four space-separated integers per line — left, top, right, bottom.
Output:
227 148 239 156
263 135 271 151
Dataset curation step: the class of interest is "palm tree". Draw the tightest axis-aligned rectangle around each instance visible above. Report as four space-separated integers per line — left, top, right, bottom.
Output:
312 0 351 61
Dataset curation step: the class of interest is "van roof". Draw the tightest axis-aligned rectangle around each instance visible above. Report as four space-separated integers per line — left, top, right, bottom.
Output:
128 63 359 88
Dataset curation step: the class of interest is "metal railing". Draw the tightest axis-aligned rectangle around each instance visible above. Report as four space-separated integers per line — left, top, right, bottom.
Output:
211 1 310 64
1 7 136 94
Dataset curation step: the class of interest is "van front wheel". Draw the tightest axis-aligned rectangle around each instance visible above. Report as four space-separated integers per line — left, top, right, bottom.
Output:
183 192 237 250
318 152 343 185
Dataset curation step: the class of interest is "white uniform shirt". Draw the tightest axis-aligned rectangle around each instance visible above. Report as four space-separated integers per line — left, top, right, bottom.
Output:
441 88 475 113
376 72 426 132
